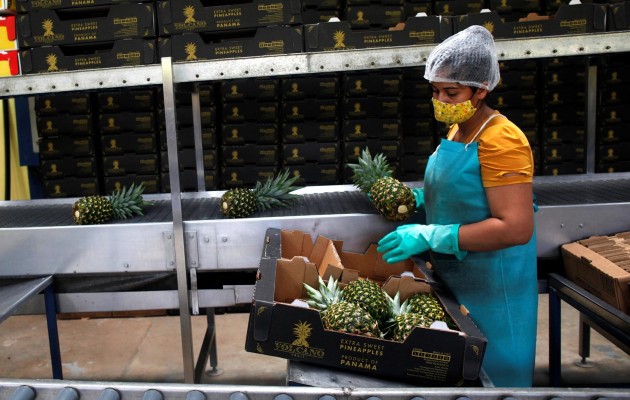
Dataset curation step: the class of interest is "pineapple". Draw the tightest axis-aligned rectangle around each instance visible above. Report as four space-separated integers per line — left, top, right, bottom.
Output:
406 293 446 323
303 276 381 338
341 278 389 325
348 148 415 222
383 292 431 342
220 169 302 218
72 183 152 225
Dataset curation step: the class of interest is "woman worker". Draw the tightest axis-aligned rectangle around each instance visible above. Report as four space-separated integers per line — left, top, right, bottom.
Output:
377 25 538 387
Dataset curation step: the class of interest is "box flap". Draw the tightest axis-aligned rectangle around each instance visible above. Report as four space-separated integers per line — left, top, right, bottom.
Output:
281 229 313 259
381 275 432 299
275 257 319 303
253 300 274 342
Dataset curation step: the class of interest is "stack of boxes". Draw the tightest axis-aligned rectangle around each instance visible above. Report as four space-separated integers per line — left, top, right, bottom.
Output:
344 0 405 30
539 57 587 175
400 67 433 181
36 92 99 197
99 88 160 194
159 84 219 192
280 74 341 185
17 0 157 74
0 1 18 77
341 71 404 182
597 52 630 173
220 78 281 188
157 0 303 62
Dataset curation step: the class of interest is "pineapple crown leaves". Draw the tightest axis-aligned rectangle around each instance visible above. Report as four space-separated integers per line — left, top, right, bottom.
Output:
108 182 153 220
347 148 393 193
303 275 342 313
252 169 303 211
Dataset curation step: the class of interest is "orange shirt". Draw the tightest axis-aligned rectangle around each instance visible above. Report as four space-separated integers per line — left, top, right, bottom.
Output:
448 113 534 187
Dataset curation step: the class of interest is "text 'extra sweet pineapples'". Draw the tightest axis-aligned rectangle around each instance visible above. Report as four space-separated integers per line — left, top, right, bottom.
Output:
348 148 415 222
220 170 302 218
72 183 152 225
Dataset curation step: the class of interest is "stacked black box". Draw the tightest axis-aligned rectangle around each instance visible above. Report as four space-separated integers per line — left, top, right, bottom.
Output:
302 0 342 24
157 0 303 62
538 57 587 175
487 0 543 22
400 66 434 181
488 59 541 174
280 74 341 185
341 70 403 182
344 0 405 30
99 88 161 194
596 52 630 173
17 0 158 74
159 84 219 192
35 92 100 198
220 78 281 188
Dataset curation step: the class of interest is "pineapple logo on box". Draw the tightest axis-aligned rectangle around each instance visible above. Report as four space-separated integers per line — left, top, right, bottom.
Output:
46 54 59 72
185 43 198 61
37 19 65 43
274 321 325 358
333 31 346 49
482 22 494 33
175 5 207 30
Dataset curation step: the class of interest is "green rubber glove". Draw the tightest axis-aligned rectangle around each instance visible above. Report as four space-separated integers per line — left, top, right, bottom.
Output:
411 187 425 210
377 224 467 263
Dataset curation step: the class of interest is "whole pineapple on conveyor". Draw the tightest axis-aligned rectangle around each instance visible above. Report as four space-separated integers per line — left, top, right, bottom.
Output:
220 169 302 218
383 291 431 342
341 278 390 326
348 148 415 222
72 183 152 225
303 276 381 338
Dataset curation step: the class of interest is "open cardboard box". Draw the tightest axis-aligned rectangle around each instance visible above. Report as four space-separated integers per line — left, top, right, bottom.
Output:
246 228 487 386
561 232 630 314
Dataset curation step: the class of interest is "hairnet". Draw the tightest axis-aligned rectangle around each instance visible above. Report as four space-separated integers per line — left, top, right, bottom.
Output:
424 25 500 91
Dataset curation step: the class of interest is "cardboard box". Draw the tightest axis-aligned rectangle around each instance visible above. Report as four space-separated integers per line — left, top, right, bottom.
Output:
105 174 160 194
16 0 155 12
343 72 403 98
342 97 402 119
541 162 585 176
221 165 278 188
157 0 302 35
98 112 156 134
17 4 156 48
343 139 401 162
455 3 607 38
0 50 19 76
20 39 157 74
302 9 341 25
161 169 218 192
97 89 157 113
102 154 159 176
101 133 157 156
342 118 402 141
43 177 99 198
245 228 487 386
304 14 452 52
221 79 279 102
159 126 217 150
284 164 340 185
281 99 339 121
37 114 93 137
598 123 630 144
220 101 278 124
282 142 339 165
562 232 630 314
345 5 405 29
222 123 279 145
281 75 340 100
282 121 340 143
40 157 98 178
160 148 218 171
221 144 279 166
39 136 95 159
607 1 630 31
0 15 16 50
35 93 92 116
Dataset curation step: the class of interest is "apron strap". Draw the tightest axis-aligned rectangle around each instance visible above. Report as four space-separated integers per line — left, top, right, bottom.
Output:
465 113 502 150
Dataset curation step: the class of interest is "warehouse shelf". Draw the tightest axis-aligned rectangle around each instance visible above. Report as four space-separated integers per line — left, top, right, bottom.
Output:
1 30 630 384
1 31 629 97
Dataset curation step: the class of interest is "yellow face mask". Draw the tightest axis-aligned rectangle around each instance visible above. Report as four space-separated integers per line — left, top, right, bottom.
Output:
431 97 477 125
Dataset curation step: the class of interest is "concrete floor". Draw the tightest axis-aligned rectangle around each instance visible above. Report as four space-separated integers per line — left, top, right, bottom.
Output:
0 294 629 388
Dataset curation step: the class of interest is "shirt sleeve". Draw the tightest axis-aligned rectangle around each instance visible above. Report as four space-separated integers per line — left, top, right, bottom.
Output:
477 117 534 188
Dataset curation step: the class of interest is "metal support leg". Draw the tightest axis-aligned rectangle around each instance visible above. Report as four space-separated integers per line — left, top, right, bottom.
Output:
194 308 221 383
578 313 591 363
44 285 63 380
548 286 562 387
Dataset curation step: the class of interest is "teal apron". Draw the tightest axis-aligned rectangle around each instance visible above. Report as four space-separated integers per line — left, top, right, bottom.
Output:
423 115 538 387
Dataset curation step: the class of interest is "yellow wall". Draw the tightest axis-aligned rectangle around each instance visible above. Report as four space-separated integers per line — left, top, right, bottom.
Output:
0 98 31 200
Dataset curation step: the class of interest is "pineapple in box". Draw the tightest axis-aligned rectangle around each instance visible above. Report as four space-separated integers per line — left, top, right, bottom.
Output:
72 183 152 225
220 169 302 218
341 278 390 325
348 148 415 222
303 276 381 338
406 293 446 324
383 292 431 342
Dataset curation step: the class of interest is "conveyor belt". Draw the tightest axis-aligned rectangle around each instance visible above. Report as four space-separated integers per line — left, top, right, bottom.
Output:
2 176 630 229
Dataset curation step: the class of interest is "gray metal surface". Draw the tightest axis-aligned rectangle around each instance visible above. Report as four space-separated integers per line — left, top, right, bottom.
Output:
1 32 628 98
1 379 630 400
0 276 51 323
